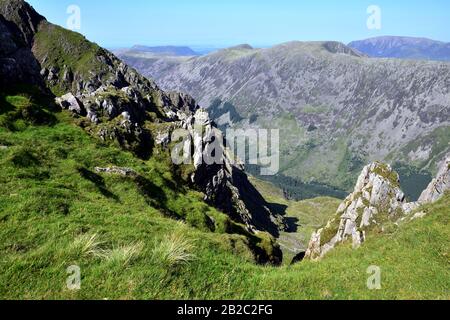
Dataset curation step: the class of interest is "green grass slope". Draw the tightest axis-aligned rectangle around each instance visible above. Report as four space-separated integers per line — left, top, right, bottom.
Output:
0 92 449 300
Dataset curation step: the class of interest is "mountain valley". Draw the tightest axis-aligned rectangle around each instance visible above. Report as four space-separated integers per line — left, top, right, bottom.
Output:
0 0 449 300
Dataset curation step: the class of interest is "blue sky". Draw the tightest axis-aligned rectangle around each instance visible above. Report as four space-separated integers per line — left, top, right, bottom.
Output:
28 0 450 48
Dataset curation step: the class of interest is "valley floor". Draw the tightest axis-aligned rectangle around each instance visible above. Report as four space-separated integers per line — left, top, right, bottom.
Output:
249 177 340 263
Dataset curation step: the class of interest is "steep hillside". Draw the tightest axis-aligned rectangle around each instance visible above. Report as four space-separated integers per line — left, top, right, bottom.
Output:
0 0 285 263
1 124 448 299
0 94 283 298
121 41 450 198
349 36 450 61
0 0 290 239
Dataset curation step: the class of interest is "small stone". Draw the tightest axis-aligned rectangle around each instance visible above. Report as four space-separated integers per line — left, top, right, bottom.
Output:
94 166 136 177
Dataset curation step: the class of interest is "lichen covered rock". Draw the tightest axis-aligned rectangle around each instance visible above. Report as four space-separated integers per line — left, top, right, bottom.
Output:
305 162 406 260
418 156 449 203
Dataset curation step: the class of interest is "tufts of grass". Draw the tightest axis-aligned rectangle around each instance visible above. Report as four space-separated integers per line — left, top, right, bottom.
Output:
69 233 104 259
97 242 144 266
152 232 196 269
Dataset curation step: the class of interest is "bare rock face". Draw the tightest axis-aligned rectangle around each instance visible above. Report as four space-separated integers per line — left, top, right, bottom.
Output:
305 162 406 260
0 0 44 46
418 156 450 203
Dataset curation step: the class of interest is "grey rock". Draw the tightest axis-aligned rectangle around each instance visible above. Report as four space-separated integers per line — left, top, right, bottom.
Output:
39 67 48 77
306 156 450 260
155 132 170 147
418 156 450 203
0 11 45 89
47 66 59 81
55 93 85 115
95 166 137 177
62 68 73 82
0 0 45 46
305 162 406 260
86 109 99 124
0 0 285 246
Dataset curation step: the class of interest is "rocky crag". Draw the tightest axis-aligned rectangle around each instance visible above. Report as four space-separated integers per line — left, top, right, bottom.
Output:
418 156 450 203
305 156 450 260
0 0 285 244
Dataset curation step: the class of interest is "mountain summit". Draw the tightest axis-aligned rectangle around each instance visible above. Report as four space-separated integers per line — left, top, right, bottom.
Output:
348 36 450 61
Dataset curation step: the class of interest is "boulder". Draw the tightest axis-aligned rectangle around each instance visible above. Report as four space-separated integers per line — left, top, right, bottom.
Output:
55 93 85 115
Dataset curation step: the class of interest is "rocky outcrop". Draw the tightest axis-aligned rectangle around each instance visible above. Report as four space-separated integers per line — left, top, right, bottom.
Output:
305 162 406 260
55 93 85 115
0 1 45 89
153 107 285 235
401 155 450 219
306 158 450 260
418 156 449 203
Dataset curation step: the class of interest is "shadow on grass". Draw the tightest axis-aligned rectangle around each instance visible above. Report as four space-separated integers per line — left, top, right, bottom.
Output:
0 95 15 115
283 217 299 233
77 167 120 201
133 175 170 215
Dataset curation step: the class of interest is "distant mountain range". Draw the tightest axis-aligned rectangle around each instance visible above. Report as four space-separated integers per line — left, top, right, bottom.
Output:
119 41 450 199
128 45 200 56
349 36 450 61
118 36 450 62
